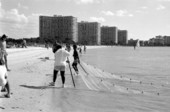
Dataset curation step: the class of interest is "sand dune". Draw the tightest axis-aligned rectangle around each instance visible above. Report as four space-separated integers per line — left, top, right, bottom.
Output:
0 46 170 112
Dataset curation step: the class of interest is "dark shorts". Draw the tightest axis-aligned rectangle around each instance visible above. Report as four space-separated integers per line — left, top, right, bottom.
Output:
73 59 79 64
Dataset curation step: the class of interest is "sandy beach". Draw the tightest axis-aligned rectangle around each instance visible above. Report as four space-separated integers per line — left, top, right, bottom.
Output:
0 46 169 112
0 46 108 112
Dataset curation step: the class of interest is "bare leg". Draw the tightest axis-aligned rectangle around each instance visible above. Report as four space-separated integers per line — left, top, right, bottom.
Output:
53 70 58 83
49 70 58 86
4 55 10 71
4 81 10 98
72 63 79 74
1 86 6 92
60 71 65 88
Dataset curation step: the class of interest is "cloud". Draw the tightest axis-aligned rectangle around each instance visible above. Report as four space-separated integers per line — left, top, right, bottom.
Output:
0 13 39 38
72 0 104 4
0 1 28 24
167 25 170 29
18 3 29 10
101 11 114 16
0 8 28 24
128 14 134 17
114 10 134 17
141 6 148 9
156 5 166 10
101 10 133 17
89 17 105 22
0 1 4 18
77 0 93 4
0 1 39 38
157 0 170 2
115 10 127 16
27 13 41 25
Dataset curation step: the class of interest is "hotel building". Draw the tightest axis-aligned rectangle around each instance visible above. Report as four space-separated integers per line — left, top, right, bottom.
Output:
118 30 128 45
39 15 78 42
78 21 101 45
163 36 170 46
101 26 118 45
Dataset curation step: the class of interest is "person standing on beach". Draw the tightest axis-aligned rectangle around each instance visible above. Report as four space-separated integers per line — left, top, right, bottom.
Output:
133 44 136 50
83 45 86 53
72 44 80 75
49 44 70 88
45 41 49 49
65 43 71 52
0 49 11 98
0 34 10 71
79 45 82 54
22 39 27 48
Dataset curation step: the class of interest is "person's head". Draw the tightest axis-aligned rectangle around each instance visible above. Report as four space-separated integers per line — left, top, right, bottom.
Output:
73 44 77 50
53 44 62 53
65 44 71 52
1 34 7 41
57 45 62 49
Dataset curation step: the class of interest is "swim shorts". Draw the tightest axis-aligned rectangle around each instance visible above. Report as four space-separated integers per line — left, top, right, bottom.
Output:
54 65 65 71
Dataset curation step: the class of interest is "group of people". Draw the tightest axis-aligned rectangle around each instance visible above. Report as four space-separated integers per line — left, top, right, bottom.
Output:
0 34 11 98
0 34 86 98
49 41 81 88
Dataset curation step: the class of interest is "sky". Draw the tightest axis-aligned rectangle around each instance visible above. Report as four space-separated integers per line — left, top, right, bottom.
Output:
0 0 170 40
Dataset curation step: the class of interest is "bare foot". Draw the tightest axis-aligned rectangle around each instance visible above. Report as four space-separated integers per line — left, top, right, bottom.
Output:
1 87 6 92
7 69 11 71
4 94 10 98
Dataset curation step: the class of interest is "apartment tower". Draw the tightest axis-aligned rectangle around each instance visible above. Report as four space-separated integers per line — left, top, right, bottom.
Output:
118 30 128 45
101 26 118 45
78 21 101 45
39 15 78 42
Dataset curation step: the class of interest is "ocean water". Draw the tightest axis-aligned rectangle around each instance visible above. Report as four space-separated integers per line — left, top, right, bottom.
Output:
81 46 170 85
80 46 170 111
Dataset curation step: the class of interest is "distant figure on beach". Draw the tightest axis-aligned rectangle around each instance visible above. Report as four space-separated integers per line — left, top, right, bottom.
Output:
79 45 82 54
72 44 80 75
133 43 136 50
45 42 49 49
49 44 70 88
0 49 11 98
65 43 71 52
84 45 86 53
133 39 140 50
22 39 27 48
133 40 137 50
0 34 10 71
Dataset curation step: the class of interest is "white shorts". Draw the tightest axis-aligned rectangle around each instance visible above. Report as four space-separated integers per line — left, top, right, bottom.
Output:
0 66 7 86
4 51 8 56
54 65 65 71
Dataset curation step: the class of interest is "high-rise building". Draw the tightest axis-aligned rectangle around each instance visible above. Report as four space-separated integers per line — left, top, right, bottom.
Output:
155 35 164 45
39 16 52 40
101 26 117 45
149 38 155 46
163 36 170 46
39 15 78 42
118 30 128 45
78 21 101 45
